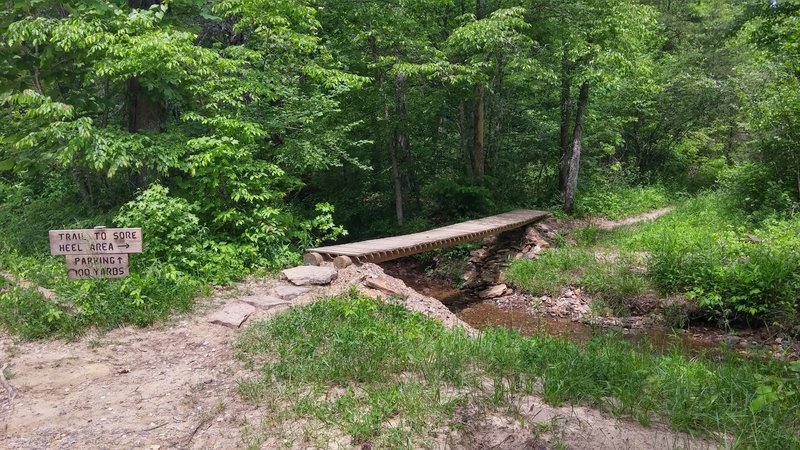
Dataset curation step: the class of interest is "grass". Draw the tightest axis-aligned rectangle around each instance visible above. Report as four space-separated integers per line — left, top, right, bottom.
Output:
506 247 650 315
0 248 204 339
509 192 800 326
237 293 800 449
572 184 672 220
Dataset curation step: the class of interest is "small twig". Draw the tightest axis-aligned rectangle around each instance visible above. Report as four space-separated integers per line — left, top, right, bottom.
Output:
184 417 212 446
0 363 16 401
140 421 170 432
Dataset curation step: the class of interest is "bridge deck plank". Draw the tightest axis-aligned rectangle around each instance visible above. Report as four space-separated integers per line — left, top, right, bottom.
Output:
307 209 549 263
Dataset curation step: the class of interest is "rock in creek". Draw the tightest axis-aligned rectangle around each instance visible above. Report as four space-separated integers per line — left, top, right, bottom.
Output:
478 284 508 299
281 266 338 286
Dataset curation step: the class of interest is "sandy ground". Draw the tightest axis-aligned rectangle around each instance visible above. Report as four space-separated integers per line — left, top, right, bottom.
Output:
1 261 722 449
0 288 259 449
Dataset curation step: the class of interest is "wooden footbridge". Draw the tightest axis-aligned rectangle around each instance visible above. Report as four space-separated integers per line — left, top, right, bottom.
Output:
305 209 550 267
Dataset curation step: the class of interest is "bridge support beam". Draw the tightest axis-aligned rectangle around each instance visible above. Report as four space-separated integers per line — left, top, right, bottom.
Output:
333 255 354 269
303 252 324 266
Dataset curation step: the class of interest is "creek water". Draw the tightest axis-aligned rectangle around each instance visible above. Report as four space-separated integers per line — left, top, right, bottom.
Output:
382 260 720 356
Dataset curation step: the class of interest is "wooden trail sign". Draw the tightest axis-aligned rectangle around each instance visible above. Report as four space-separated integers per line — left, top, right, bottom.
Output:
49 227 142 280
49 228 142 255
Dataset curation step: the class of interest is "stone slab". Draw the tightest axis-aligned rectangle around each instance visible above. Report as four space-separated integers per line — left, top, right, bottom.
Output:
208 302 255 328
272 284 311 300
240 295 291 310
281 266 338 286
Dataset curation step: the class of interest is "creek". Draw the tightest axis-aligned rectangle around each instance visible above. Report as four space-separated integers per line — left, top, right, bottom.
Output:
382 258 723 356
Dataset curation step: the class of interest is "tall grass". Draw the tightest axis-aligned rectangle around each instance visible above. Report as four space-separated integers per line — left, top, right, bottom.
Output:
237 294 800 448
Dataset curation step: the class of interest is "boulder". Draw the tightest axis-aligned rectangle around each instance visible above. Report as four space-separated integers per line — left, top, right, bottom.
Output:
478 284 508 299
281 266 338 286
364 277 405 296
208 302 255 328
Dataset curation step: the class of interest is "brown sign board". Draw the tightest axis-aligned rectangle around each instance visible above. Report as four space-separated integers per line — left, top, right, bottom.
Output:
66 254 129 280
49 228 142 255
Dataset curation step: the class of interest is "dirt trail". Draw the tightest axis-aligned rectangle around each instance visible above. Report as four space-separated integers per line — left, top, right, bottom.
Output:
587 207 674 230
0 288 265 449
0 237 723 450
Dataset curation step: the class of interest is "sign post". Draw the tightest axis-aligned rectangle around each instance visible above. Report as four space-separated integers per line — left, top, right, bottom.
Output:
49 227 142 279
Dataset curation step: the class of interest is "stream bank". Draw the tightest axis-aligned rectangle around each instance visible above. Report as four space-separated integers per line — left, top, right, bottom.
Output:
381 210 799 360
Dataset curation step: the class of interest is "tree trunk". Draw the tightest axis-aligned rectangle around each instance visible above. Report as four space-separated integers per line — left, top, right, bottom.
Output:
460 102 474 179
389 135 404 226
472 83 486 180
390 74 410 226
563 81 590 214
126 78 163 133
127 0 164 133
559 49 571 194
127 0 164 188
487 58 506 177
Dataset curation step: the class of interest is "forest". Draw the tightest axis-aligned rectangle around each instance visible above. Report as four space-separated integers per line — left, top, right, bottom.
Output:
1 0 800 448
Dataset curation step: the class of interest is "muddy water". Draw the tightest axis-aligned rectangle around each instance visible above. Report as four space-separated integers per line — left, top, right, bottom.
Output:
458 301 719 355
382 259 720 356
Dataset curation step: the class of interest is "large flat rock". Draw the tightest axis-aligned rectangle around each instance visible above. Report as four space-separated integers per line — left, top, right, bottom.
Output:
272 284 311 300
240 295 291 311
208 302 255 328
281 266 338 286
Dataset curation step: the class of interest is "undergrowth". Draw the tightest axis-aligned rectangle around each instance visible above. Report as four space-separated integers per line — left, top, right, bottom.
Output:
0 248 203 339
572 184 672 220
237 294 800 449
509 192 800 327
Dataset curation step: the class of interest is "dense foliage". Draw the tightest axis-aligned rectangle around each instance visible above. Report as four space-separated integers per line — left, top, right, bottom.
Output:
1 0 799 332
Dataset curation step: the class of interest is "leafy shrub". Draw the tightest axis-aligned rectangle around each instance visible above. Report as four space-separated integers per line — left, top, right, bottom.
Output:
114 185 347 283
114 184 247 283
686 157 727 193
645 197 800 324
718 163 798 220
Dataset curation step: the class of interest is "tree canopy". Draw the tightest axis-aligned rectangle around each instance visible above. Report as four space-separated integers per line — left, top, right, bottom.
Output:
1 0 798 276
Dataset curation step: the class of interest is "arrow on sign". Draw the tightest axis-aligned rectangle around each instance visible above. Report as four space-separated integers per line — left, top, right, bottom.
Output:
118 243 130 249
